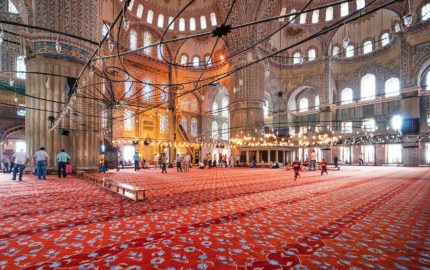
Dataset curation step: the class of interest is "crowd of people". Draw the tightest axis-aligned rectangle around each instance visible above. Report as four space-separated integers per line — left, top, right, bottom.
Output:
198 153 240 169
2 147 72 181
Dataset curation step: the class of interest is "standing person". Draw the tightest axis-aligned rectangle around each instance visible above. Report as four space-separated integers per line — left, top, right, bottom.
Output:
2 153 10 173
56 149 70 178
208 153 212 169
153 154 159 169
334 155 339 168
213 154 217 168
321 159 328 175
161 153 168 174
251 155 257 168
236 154 240 167
34 147 49 180
310 150 316 171
11 149 29 181
184 153 191 172
218 153 223 168
176 154 183 172
359 153 364 166
9 153 15 173
99 153 106 173
229 154 233 167
119 154 124 169
223 154 228 168
292 157 301 181
133 151 140 171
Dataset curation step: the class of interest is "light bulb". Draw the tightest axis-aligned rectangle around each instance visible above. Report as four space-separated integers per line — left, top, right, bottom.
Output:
89 65 94 77
342 37 350 49
108 39 114 52
46 79 51 89
233 87 237 93
55 40 62 53
81 79 86 87
14 97 18 102
265 68 270 77
239 79 243 86
0 30 4 45
76 88 80 94
72 95 77 100
9 78 14 87
124 18 130 31
298 55 304 64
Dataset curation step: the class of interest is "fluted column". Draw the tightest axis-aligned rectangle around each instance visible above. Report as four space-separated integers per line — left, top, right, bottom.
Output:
230 53 265 138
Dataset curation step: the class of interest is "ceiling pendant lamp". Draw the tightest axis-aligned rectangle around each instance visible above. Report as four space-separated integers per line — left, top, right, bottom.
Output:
55 35 62 53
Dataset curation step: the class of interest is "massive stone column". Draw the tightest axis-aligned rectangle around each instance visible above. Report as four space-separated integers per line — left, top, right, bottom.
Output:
401 88 420 166
230 53 265 138
24 0 101 170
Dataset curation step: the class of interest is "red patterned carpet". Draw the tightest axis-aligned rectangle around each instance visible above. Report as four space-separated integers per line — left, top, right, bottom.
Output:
0 166 429 269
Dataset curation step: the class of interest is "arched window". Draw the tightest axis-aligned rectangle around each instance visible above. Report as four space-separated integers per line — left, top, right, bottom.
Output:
279 7 287 22
127 0 135 11
210 13 217 26
157 14 164 28
168 17 175 30
263 100 269 117
136 4 144 18
326 7 333 21
181 117 187 131
146 10 154 24
143 79 152 101
300 12 307 24
315 95 320 108
361 74 376 101
363 41 373 54
356 0 365 10
192 56 200 68
341 88 353 104
341 2 349 17
221 97 229 118
362 118 376 132
200 16 207 29
312 10 319 24
308 49 316 61
333 46 340 57
211 121 219 139
381 33 390 46
299 98 309 112
129 30 137 50
124 80 133 98
16 56 26 79
124 110 134 131
212 102 219 115
391 115 402 131
346 45 354 57
289 9 297 23
160 113 168 133
189 17 196 31
179 18 185 31
143 32 152 55
293 52 302 64
157 44 164 60
222 123 229 140
101 110 107 129
8 0 19 14
385 78 400 97
426 71 430 90
180 54 188 65
205 55 212 66
191 118 198 137
394 22 401 33
102 24 110 37
422 3 430 20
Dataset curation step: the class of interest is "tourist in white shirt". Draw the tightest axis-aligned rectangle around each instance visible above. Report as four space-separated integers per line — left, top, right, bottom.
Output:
153 154 159 169
34 147 49 180
184 153 191 172
12 149 29 181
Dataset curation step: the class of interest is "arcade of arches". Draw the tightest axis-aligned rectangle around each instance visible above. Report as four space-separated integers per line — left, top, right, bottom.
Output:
1 0 430 269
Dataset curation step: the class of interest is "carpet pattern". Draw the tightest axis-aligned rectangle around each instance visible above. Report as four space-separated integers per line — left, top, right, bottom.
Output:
0 167 429 269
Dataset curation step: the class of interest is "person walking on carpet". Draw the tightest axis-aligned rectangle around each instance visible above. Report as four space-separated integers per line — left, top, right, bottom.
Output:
161 153 168 174
34 147 49 180
56 149 71 178
133 151 140 171
292 157 301 181
11 149 29 181
320 159 328 175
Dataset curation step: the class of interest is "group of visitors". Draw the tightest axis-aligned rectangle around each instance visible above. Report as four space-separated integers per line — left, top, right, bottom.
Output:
199 153 240 169
2 147 72 181
290 156 329 181
175 153 192 172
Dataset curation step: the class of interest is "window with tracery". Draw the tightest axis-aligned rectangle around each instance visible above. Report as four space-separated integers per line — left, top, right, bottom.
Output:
16 56 26 79
299 98 309 112
385 78 400 97
361 74 376 101
143 32 152 55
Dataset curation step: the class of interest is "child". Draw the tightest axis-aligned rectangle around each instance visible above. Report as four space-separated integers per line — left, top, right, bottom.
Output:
66 161 73 175
292 157 301 181
321 159 328 175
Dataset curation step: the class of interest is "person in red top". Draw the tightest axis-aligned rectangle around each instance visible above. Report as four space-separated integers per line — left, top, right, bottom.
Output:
292 157 301 181
321 159 328 175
